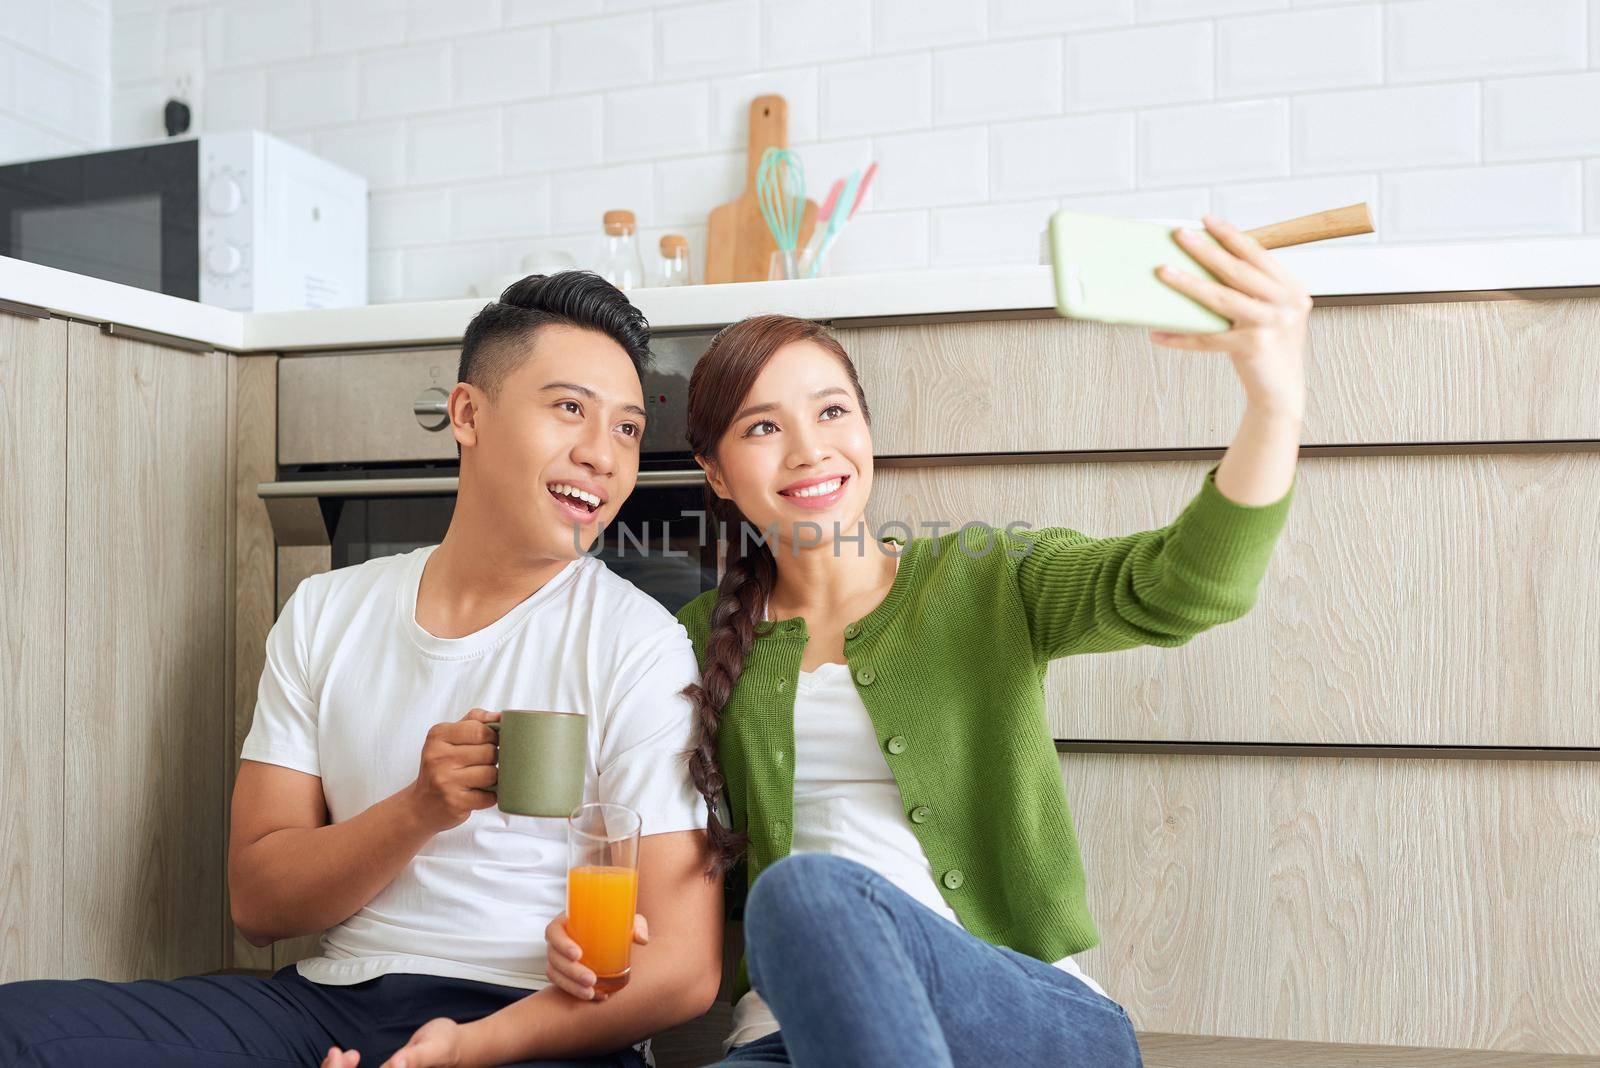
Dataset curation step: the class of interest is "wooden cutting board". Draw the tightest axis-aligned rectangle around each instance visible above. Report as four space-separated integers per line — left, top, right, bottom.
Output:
705 94 818 284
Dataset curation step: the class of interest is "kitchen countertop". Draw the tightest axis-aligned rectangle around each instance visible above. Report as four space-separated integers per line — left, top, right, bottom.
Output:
5 235 1600 353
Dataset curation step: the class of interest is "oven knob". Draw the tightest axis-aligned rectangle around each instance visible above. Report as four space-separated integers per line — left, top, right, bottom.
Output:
206 175 243 216
413 387 450 431
206 242 242 276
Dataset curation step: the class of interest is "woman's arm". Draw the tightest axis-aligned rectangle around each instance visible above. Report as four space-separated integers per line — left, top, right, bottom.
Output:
1152 213 1310 505
1007 215 1308 661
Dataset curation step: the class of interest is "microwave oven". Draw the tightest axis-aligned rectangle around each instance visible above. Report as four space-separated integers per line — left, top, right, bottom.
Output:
0 130 367 311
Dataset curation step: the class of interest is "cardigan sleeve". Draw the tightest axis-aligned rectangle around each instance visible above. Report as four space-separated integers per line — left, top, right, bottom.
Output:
1004 466 1294 661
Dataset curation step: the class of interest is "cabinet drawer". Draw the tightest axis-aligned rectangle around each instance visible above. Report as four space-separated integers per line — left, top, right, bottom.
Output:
871 451 1600 747
1064 752 1600 1054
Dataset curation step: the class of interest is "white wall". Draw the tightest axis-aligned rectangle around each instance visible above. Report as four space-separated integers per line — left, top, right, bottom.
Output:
84 0 1600 301
0 0 111 164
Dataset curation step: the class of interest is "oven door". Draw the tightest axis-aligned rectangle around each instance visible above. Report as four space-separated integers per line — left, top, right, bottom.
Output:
258 469 719 615
0 140 199 298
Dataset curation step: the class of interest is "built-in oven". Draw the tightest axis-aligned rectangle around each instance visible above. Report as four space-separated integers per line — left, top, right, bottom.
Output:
258 331 718 614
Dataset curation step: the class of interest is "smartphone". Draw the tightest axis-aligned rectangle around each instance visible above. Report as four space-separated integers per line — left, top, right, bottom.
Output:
1049 210 1230 334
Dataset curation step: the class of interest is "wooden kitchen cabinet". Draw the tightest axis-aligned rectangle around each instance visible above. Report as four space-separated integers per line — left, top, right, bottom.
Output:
2 317 231 983
0 310 68 983
873 451 1600 748
1064 752 1600 1055
61 322 229 981
840 298 1600 456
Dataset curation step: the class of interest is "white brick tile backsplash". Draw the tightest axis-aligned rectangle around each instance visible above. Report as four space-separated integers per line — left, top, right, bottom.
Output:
166 7 203 56
1386 0 1585 82
1058 187 1210 222
551 162 656 232
655 150 743 225
1587 161 1600 231
112 79 166 144
1217 5 1381 97
1211 173 1378 238
49 0 110 81
764 0 872 66
877 0 989 53
91 0 1600 301
934 40 1063 124
990 113 1136 199
1065 22 1213 112
453 177 551 239
268 57 359 130
215 0 313 67
369 248 404 303
819 53 930 137
552 14 654 93
605 81 710 161
15 49 84 136
932 199 1059 266
202 68 266 132
408 109 502 184
370 188 452 247
1291 84 1478 173
874 126 988 208
360 44 450 119
506 96 606 172
990 0 1135 37
1382 161 1582 240
1484 72 1600 160
1138 0 1286 19
1 0 51 54
114 11 162 84
454 28 552 106
504 0 604 25
403 240 500 299
659 1 759 80
794 138 877 211
408 0 499 42
1138 99 1288 185
316 122 409 189
711 67 818 148
825 209 930 273
316 0 406 54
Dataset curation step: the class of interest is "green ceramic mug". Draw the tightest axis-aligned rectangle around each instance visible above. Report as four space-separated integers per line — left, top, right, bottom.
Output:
486 709 588 818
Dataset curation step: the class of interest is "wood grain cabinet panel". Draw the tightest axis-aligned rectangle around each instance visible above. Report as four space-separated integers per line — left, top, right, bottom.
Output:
838 298 1600 455
1065 753 1600 1055
871 453 1600 747
63 322 229 980
0 313 67 982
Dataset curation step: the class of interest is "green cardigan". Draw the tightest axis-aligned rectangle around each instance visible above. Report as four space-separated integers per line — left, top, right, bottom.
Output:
677 468 1293 983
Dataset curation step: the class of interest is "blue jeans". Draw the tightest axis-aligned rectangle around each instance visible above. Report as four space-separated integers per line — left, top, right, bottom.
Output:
714 854 1143 1068
0 966 647 1068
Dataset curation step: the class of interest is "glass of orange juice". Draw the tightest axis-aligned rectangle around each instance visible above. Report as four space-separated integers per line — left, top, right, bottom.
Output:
566 802 642 996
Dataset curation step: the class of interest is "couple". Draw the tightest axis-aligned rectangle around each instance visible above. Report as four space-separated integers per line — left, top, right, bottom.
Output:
0 215 1307 1068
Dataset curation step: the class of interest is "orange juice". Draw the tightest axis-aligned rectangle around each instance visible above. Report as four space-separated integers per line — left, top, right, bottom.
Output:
567 864 639 993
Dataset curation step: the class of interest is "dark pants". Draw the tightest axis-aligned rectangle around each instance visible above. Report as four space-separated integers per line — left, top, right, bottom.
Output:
0 966 648 1068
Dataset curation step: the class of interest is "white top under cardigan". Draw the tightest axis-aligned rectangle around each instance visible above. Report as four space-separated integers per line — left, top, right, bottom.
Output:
726 658 1107 1050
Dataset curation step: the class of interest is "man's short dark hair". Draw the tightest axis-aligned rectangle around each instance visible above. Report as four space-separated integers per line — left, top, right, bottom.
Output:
457 271 651 397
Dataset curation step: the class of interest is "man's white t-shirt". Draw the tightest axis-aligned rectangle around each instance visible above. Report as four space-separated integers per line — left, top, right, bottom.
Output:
240 546 707 990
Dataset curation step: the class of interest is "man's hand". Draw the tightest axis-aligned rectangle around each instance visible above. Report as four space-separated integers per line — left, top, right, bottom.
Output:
544 911 651 1002
383 1018 463 1068
405 709 501 834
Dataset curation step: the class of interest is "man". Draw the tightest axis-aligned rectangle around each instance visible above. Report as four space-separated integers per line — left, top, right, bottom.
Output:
0 272 723 1067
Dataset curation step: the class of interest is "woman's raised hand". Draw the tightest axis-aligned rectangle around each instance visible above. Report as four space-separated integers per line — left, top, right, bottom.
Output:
1149 214 1310 422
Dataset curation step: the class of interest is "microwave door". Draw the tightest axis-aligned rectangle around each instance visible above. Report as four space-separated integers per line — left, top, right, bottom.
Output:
0 140 199 298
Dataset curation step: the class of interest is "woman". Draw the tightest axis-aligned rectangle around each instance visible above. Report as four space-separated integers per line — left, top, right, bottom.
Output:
547 216 1308 1066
